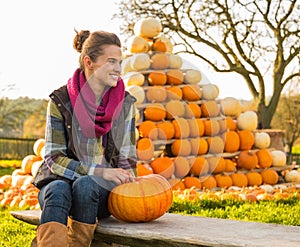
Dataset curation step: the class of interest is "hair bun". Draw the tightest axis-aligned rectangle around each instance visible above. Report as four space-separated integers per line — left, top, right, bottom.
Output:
73 29 90 53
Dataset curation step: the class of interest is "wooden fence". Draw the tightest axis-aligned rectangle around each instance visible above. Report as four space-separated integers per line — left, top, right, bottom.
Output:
0 137 37 160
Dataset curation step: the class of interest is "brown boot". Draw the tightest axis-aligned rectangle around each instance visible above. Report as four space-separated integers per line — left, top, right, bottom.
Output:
36 222 68 246
68 218 97 247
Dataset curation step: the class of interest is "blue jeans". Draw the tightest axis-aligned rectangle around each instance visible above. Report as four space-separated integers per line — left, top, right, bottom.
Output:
38 175 116 225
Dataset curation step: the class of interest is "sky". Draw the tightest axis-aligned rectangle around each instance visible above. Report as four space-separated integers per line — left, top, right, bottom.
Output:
0 0 255 100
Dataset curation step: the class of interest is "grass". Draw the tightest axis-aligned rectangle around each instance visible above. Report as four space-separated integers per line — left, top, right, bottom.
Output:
0 207 36 247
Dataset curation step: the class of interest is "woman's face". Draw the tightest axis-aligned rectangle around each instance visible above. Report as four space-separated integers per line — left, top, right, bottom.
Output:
91 44 122 88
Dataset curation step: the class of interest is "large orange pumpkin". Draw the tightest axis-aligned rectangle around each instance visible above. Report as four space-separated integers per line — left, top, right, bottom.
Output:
230 173 248 187
246 172 263 186
146 86 167 103
207 156 226 174
214 174 233 188
151 53 170 70
165 100 185 119
200 176 217 190
166 86 183 100
203 119 220 136
201 101 220 118
183 176 202 189
108 174 173 222
218 117 236 133
136 163 154 176
207 136 224 154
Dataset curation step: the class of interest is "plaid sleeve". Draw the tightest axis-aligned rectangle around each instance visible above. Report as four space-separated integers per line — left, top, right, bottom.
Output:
44 100 88 180
117 103 137 176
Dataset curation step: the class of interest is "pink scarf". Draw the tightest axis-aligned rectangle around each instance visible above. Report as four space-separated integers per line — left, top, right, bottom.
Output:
67 68 125 138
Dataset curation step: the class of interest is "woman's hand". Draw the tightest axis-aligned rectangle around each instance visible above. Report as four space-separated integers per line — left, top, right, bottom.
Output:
101 168 135 185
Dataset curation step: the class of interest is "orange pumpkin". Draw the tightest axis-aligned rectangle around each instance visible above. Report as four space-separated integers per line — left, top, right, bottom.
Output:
150 156 175 179
185 103 201 118
136 138 155 161
144 103 166 121
189 138 208 155
165 100 185 119
181 85 202 101
156 121 175 140
171 139 191 156
166 86 183 100
183 176 202 189
200 176 217 190
136 163 154 176
237 150 258 170
222 130 240 153
246 172 263 186
172 118 190 138
168 178 185 190
207 156 226 174
151 53 170 69
201 101 220 118
224 159 237 172
146 86 167 102
173 156 191 178
256 149 273 168
166 69 184 85
214 174 233 188
260 169 279 185
203 119 220 136
151 40 167 52
207 136 224 154
218 117 236 133
147 71 167 86
189 157 209 176
108 174 173 222
188 118 205 137
238 130 255 150
230 173 248 187
138 120 158 140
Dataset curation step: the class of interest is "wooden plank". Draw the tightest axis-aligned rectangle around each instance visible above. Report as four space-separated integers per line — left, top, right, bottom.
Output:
10 210 300 247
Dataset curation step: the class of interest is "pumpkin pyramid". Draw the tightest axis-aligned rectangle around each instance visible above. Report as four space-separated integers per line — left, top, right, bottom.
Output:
122 17 291 191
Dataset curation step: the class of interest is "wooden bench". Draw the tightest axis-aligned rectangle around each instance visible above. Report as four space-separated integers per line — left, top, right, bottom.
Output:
11 210 300 247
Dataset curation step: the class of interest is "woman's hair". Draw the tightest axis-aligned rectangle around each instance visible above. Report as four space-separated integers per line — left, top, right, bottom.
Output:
73 29 122 71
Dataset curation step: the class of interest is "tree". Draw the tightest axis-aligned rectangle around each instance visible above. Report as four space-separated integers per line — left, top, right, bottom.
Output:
271 79 300 154
116 0 300 128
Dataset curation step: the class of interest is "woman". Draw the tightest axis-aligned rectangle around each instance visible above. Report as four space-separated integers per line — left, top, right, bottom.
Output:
33 30 137 246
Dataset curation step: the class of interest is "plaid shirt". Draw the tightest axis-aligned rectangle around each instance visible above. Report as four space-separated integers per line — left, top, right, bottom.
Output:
44 89 137 181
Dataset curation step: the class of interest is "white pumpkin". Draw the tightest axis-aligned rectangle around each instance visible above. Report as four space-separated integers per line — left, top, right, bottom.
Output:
201 84 219 100
123 72 145 87
184 69 202 84
134 18 162 38
220 97 242 117
126 85 145 105
270 150 286 167
126 35 150 53
240 99 258 112
121 57 134 75
285 170 300 182
236 110 258 131
254 132 271 149
168 54 183 69
130 53 151 71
